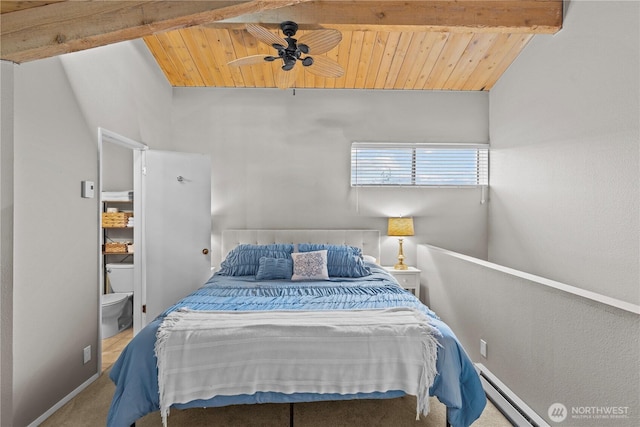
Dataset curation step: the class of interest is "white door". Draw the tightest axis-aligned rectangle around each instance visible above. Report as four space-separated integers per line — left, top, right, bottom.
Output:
136 150 212 330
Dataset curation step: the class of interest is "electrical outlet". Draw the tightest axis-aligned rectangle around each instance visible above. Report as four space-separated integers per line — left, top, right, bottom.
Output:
83 345 91 364
480 339 487 358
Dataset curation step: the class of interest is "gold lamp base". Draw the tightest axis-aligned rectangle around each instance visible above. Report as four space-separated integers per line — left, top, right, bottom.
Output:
394 238 408 270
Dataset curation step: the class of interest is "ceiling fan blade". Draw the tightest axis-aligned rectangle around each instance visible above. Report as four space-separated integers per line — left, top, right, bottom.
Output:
297 29 342 55
304 56 345 78
246 24 286 48
227 54 269 67
276 68 298 90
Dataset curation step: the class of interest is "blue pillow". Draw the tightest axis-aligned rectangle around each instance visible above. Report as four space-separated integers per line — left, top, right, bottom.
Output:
218 244 294 276
297 244 371 278
256 257 294 280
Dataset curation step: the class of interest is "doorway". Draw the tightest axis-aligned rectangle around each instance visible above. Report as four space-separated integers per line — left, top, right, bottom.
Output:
97 128 213 372
97 128 147 372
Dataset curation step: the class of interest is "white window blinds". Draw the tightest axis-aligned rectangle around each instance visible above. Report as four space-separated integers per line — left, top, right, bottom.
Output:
351 142 489 187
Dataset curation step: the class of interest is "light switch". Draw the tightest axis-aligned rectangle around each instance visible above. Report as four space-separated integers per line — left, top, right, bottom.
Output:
81 181 95 198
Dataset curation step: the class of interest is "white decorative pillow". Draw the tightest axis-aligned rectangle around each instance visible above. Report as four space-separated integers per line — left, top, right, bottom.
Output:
363 254 378 264
291 250 329 281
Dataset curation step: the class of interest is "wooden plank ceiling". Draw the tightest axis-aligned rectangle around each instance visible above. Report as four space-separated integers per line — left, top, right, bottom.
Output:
1 1 563 91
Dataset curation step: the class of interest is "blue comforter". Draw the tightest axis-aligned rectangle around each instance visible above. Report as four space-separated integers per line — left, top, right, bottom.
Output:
107 264 485 426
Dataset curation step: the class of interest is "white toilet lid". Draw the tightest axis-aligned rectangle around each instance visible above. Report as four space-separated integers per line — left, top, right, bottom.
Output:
102 293 129 306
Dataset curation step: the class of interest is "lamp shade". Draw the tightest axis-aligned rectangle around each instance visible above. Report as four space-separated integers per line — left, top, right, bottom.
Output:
387 217 414 237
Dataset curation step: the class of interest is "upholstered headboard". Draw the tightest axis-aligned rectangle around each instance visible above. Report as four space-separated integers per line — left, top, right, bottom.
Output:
221 230 380 264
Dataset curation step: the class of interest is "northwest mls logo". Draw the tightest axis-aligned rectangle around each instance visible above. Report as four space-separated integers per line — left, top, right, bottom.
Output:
548 403 631 423
549 403 568 423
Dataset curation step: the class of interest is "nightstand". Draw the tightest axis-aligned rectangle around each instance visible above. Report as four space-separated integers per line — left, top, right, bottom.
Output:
383 266 421 299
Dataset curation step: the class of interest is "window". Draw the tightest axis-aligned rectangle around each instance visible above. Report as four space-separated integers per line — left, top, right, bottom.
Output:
351 142 489 187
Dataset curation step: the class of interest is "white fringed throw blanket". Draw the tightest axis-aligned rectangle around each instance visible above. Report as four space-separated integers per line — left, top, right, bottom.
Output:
155 307 439 426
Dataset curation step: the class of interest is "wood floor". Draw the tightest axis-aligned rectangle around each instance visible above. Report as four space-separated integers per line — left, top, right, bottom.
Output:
102 327 133 372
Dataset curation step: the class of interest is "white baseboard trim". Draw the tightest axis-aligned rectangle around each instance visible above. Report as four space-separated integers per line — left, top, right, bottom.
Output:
27 372 99 427
475 363 550 427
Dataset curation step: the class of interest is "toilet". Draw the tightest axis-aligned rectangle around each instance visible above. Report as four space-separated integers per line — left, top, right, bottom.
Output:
101 263 134 339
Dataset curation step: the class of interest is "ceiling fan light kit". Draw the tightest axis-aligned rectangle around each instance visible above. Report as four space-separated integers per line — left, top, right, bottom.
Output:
227 21 344 89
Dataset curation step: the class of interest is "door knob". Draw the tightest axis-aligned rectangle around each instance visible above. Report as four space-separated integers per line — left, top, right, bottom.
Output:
202 248 209 255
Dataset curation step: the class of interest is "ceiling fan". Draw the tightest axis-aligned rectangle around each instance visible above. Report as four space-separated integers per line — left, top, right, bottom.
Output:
227 21 344 89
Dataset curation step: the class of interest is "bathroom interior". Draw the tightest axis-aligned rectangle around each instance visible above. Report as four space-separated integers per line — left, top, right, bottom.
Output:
100 140 135 369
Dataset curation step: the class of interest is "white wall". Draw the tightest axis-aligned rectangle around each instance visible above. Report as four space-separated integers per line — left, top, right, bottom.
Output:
59 40 173 149
170 88 489 265
12 56 99 427
7 40 172 426
489 0 639 305
0 60 15 427
418 245 640 426
455 0 640 424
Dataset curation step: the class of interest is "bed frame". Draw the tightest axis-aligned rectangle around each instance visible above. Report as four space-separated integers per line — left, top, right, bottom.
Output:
221 229 381 261
129 230 456 427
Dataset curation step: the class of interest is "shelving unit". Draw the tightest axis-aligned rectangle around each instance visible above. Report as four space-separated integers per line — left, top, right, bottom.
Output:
102 199 134 292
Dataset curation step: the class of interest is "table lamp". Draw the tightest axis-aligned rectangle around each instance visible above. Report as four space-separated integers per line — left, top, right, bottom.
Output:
387 217 414 270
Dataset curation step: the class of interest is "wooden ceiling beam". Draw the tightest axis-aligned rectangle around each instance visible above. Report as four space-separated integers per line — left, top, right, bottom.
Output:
0 0 313 63
216 0 563 33
1 0 562 64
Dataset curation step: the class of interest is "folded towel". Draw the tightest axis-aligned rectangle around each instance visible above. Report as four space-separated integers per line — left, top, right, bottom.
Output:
102 191 133 201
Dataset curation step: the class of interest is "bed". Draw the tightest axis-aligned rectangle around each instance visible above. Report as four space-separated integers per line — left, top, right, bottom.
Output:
107 230 486 427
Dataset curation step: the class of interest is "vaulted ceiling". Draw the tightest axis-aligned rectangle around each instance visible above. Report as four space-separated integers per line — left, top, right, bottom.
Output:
1 1 563 91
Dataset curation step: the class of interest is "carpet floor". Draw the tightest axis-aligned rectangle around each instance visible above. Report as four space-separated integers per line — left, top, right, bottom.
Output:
40 370 512 427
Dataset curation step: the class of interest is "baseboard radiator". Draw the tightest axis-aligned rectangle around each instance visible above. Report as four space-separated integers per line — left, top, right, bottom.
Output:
475 363 549 427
